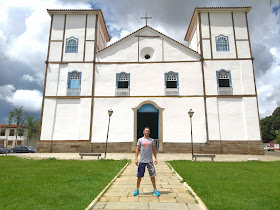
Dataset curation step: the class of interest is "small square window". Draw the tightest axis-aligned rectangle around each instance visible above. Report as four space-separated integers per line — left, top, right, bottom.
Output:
166 81 177 88
9 129 15 136
219 79 230 87
118 81 128 88
0 129 5 136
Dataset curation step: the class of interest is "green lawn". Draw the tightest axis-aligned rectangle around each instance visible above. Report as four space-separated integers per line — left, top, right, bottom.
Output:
0 156 128 210
168 160 280 210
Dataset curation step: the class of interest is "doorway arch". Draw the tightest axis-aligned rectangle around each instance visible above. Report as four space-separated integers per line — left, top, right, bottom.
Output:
132 101 164 152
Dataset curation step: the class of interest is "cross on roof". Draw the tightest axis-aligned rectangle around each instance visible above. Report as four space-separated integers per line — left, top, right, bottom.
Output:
141 13 152 26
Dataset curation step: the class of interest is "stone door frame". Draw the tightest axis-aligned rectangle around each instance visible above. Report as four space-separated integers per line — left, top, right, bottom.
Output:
131 100 164 152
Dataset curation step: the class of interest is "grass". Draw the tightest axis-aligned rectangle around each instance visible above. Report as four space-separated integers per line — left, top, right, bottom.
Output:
0 156 128 210
168 160 280 210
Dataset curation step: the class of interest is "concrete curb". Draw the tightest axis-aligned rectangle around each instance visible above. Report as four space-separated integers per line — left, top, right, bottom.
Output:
85 162 130 210
166 162 208 210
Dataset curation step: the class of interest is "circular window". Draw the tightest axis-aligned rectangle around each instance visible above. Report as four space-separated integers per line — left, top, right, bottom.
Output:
140 47 154 61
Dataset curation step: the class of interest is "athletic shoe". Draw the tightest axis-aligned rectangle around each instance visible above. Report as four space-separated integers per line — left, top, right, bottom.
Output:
153 189 160 197
133 189 139 196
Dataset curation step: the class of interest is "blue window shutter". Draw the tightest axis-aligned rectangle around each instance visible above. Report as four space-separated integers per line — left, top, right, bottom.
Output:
70 80 79 88
176 72 179 87
228 71 232 87
216 71 219 86
128 73 130 87
164 73 167 86
68 71 81 89
65 37 78 53
116 73 120 88
68 72 71 88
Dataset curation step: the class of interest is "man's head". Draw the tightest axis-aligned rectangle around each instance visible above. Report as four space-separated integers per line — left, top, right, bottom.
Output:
143 127 150 138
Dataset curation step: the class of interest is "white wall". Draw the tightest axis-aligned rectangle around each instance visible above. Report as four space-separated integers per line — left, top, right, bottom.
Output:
40 98 91 140
49 42 62 62
40 98 56 140
210 12 236 59
96 28 200 62
63 15 86 61
51 15 65 40
86 15 96 40
91 97 206 143
94 62 203 96
45 63 93 96
206 97 261 141
242 97 261 140
188 19 200 53
204 60 256 95
97 18 107 52
97 36 138 62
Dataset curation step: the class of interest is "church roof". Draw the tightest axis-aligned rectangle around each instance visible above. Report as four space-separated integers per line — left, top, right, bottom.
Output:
185 7 251 42
47 9 110 42
98 25 200 56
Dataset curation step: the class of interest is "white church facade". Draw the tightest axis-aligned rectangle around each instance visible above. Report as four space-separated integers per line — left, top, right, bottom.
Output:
38 7 264 154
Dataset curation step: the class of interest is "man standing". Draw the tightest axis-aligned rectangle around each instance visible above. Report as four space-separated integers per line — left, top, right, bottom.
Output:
134 127 160 197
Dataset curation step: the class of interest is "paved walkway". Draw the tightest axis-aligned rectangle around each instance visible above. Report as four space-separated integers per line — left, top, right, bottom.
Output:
93 161 201 210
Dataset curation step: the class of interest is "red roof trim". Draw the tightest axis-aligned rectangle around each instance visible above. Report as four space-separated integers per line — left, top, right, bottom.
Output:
0 124 25 128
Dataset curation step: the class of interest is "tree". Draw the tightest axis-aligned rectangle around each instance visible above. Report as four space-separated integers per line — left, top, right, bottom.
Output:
24 116 40 145
260 107 280 143
260 123 276 143
272 107 280 117
9 107 26 146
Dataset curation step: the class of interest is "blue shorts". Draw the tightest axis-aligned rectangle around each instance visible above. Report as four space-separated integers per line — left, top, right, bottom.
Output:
137 162 156 177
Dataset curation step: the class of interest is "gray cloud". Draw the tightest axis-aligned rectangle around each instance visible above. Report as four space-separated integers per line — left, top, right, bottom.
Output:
252 43 274 77
2 7 32 38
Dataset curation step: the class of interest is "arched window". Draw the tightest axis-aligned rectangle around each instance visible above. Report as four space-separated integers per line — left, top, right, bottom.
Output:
66 37 78 53
216 69 231 87
67 71 81 96
116 72 130 88
165 71 179 88
68 71 81 89
216 35 229 51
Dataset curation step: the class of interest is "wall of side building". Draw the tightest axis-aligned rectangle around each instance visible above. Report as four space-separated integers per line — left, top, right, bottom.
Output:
0 128 28 148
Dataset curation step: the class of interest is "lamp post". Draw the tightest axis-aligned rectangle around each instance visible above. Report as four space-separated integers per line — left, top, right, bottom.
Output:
104 109 113 159
188 109 194 161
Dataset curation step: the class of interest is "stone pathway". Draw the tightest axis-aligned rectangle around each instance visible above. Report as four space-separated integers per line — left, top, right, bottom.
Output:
93 161 202 210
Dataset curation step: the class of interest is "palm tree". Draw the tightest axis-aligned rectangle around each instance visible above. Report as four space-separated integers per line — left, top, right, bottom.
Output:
9 107 26 147
25 116 40 146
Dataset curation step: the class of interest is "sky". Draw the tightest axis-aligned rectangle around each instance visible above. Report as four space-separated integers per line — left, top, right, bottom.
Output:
0 0 279 123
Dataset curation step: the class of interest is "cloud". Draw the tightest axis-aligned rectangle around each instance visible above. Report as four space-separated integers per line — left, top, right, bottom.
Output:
22 74 36 82
0 84 15 99
0 84 42 112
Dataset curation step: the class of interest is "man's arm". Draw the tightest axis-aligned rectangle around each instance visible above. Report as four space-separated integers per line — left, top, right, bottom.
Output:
135 146 140 166
152 145 158 165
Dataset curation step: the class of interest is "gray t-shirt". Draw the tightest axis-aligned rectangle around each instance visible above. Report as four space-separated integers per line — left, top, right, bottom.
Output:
137 137 155 163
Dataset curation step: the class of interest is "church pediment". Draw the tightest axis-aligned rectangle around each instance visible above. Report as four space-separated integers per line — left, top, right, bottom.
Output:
96 26 201 62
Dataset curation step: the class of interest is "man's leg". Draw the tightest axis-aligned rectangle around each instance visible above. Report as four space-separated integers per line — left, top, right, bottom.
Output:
150 176 156 190
147 162 157 190
147 162 160 196
134 163 145 196
137 177 142 189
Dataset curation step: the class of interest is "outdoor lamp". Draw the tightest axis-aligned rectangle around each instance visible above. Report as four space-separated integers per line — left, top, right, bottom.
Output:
105 109 113 159
188 109 194 118
188 109 194 161
108 109 113 116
